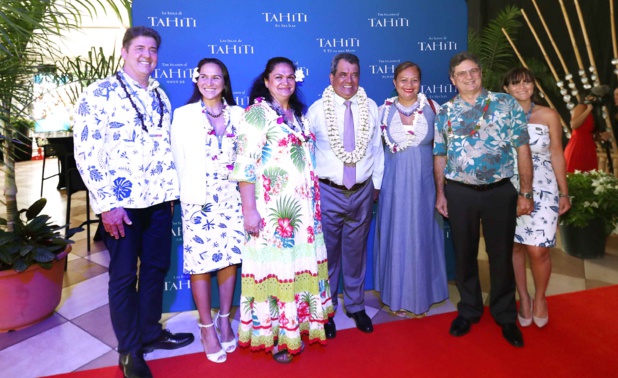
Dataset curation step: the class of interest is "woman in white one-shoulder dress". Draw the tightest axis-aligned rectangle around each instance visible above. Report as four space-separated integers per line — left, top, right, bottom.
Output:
503 67 571 329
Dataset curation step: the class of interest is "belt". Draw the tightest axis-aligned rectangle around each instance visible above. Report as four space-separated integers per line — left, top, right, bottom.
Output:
319 178 369 192
447 178 510 191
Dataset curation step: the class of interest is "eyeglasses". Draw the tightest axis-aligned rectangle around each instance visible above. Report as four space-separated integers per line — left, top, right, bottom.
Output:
453 68 481 79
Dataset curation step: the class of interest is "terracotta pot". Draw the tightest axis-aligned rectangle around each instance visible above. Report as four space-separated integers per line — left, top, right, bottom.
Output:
0 245 71 332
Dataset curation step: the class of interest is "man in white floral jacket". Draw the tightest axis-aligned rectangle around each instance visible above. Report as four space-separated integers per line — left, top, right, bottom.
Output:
73 26 193 378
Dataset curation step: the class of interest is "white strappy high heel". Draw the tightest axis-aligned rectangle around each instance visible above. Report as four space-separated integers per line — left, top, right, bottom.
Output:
198 322 227 363
215 312 237 353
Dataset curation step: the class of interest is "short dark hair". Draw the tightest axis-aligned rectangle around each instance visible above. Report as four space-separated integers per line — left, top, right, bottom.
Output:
394 61 422 81
502 67 542 104
330 53 360 76
186 58 236 106
449 51 480 77
122 26 162 51
249 57 306 117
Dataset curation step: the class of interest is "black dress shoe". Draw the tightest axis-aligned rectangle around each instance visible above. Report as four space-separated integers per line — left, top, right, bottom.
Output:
142 329 195 353
119 350 152 378
501 323 524 347
324 317 336 339
345 309 373 333
449 315 480 337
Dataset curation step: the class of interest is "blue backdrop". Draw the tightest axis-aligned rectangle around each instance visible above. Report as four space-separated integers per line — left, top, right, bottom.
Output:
132 0 467 312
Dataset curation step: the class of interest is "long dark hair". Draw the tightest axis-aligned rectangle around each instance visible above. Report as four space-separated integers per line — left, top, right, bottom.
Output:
502 67 542 104
248 57 305 117
186 58 236 105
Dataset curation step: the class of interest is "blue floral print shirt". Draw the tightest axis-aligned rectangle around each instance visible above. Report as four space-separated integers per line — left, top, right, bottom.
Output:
433 89 529 185
73 69 179 214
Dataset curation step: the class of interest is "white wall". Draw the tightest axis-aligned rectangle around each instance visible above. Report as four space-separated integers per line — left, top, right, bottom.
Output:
51 0 130 59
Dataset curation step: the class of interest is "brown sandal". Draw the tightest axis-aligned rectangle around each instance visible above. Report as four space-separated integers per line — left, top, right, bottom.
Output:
272 341 305 364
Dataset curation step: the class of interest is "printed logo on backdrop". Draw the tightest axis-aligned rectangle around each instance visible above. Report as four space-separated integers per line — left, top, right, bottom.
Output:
262 12 308 28
368 13 409 28
154 62 192 85
148 10 197 28
209 39 255 55
234 91 250 107
316 37 361 54
369 59 401 80
419 36 458 51
422 83 458 102
165 214 192 296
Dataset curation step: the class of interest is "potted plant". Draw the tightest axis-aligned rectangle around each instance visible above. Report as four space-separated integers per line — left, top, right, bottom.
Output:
0 198 81 332
559 170 618 259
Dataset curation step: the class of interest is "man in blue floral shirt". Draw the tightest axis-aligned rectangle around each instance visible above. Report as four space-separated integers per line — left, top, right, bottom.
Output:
73 26 193 378
433 51 533 348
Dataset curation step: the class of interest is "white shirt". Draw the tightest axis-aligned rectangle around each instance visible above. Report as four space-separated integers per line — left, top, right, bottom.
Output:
307 91 384 189
73 69 179 214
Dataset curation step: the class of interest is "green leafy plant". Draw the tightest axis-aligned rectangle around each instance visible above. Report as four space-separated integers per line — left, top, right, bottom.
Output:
559 170 618 236
54 46 122 106
0 198 82 272
468 5 523 91
0 0 129 233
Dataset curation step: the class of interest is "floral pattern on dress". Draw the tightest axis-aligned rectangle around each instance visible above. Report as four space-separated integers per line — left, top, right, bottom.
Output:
230 101 333 353
172 104 245 274
511 124 559 247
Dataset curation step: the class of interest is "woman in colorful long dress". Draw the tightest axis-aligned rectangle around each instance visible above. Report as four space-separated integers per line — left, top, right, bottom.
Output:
171 58 244 363
373 61 448 317
230 57 333 363
502 67 571 329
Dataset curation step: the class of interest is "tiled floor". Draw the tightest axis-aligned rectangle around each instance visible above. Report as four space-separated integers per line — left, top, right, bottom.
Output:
1 159 618 378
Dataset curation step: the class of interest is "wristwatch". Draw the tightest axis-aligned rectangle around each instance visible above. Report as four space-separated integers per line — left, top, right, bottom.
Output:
518 191 533 199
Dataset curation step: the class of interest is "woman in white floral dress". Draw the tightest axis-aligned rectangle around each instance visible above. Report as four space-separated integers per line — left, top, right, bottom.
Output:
171 58 244 363
503 67 571 329
231 57 333 363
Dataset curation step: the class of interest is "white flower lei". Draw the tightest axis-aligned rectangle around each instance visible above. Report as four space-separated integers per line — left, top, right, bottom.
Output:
322 85 371 164
380 93 428 153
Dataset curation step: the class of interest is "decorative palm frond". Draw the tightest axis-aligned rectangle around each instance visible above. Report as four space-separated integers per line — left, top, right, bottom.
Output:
468 5 522 91
54 46 122 106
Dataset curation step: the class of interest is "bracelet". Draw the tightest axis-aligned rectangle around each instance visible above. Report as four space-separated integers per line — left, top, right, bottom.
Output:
559 193 570 198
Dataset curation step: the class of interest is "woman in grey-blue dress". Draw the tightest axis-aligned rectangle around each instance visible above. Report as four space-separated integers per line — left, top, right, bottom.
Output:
373 61 448 317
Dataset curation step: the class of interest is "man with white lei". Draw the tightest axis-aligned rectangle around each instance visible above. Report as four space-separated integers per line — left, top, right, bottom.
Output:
307 53 384 338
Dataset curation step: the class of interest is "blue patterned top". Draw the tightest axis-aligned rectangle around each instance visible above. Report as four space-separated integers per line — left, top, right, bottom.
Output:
73 69 179 214
433 89 529 185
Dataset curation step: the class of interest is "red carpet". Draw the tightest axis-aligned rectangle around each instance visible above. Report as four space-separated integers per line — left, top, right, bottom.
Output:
48 286 618 377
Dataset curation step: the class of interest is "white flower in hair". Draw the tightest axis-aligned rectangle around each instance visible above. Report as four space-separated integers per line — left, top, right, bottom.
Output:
295 68 305 82
192 67 200 83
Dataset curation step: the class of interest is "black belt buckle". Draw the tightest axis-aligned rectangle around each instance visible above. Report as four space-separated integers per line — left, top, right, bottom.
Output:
449 178 508 191
319 178 367 192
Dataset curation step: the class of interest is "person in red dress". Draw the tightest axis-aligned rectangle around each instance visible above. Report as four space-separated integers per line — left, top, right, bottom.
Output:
564 100 598 173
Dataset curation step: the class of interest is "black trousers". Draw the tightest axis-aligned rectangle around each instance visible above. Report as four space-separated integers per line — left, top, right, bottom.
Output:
445 180 518 324
102 202 173 353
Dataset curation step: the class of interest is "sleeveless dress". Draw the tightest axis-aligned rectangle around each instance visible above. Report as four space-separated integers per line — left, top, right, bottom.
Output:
564 113 597 172
511 123 559 247
373 98 448 315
